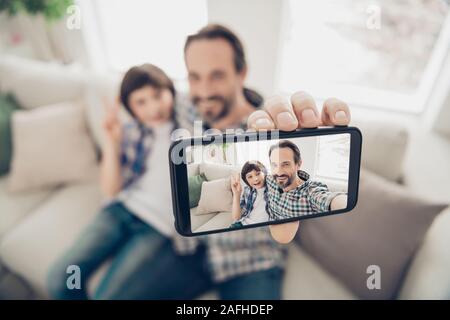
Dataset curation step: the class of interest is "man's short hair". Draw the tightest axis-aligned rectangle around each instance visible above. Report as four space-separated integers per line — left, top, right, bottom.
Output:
269 140 302 164
184 24 246 73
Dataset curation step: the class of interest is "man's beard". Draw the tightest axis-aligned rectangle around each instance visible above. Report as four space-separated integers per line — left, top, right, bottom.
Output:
192 95 234 126
273 173 294 189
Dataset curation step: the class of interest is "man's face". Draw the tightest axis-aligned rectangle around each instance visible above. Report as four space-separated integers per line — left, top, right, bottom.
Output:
270 147 301 189
128 86 173 127
185 38 245 126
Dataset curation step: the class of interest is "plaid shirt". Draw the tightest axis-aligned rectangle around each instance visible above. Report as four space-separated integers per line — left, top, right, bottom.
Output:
266 170 342 220
118 93 287 282
120 123 154 189
172 96 286 282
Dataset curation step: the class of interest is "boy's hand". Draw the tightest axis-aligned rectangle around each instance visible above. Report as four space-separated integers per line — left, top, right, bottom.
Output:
102 97 122 146
247 91 351 244
230 174 242 196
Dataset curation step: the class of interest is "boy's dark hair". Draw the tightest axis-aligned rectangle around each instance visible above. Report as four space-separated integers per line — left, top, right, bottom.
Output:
120 64 175 118
269 140 302 164
241 161 267 187
184 24 263 108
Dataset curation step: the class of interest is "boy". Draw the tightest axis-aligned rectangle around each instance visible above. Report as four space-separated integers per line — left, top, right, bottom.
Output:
48 64 177 299
230 161 270 228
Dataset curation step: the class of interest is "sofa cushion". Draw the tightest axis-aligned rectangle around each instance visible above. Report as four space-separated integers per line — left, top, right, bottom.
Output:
190 207 217 231
188 173 207 208
297 169 446 299
354 119 408 182
8 101 98 192
283 245 356 299
0 55 86 110
194 211 234 233
196 178 233 216
0 180 102 296
0 177 53 239
199 163 238 181
0 93 21 175
398 206 450 299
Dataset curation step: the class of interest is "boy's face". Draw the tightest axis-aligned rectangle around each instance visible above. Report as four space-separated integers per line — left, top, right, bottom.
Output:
245 169 265 189
270 147 302 189
185 38 246 126
128 85 173 127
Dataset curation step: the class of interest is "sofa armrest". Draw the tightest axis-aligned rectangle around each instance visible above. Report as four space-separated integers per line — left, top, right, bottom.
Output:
398 206 450 299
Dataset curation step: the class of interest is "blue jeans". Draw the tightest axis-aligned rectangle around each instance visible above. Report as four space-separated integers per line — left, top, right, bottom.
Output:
47 202 284 299
47 201 168 299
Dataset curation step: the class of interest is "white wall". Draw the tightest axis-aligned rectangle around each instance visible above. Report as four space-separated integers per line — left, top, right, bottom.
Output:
291 136 317 177
207 0 283 97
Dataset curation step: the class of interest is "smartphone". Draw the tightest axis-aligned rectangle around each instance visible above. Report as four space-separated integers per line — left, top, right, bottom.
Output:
169 126 362 237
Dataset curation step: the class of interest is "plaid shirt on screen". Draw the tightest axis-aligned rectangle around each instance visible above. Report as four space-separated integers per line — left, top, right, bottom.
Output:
266 170 344 220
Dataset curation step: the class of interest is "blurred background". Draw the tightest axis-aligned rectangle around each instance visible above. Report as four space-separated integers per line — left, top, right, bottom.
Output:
1 0 449 199
0 0 449 300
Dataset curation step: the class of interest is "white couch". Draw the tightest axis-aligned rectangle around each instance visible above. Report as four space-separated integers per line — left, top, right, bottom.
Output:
0 55 449 300
188 162 238 232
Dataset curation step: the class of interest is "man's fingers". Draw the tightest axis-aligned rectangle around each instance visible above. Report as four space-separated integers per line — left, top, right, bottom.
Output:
290 91 322 128
321 98 351 126
249 94 351 131
264 95 298 131
247 110 275 130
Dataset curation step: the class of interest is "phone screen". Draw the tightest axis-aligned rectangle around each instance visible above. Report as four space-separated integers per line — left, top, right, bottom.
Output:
184 132 353 234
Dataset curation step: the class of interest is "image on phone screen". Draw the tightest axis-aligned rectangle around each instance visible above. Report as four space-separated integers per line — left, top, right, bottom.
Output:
170 128 361 236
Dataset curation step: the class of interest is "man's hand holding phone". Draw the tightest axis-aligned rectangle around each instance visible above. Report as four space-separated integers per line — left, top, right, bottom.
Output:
169 91 359 244
247 91 351 244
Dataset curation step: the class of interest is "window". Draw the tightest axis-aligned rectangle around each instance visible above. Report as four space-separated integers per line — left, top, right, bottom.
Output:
235 140 275 169
79 0 207 80
315 134 350 181
277 0 450 113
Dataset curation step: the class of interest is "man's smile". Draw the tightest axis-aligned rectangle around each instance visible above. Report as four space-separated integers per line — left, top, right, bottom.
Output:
275 175 288 182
